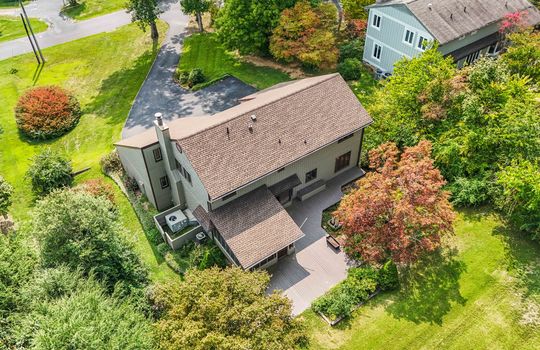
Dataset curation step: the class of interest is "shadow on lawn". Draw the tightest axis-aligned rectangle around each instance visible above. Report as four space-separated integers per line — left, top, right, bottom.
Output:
386 247 467 325
85 48 158 125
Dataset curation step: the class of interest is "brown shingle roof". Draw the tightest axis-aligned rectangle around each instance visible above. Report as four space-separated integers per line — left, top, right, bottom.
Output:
370 0 540 44
177 73 372 199
205 186 304 268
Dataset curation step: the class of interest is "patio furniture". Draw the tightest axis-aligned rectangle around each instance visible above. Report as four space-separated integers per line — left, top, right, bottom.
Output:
326 235 340 251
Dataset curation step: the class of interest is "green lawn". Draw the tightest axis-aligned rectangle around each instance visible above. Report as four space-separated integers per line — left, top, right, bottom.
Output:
0 0 27 8
0 21 177 282
0 15 47 43
303 208 540 349
179 33 290 90
62 0 125 20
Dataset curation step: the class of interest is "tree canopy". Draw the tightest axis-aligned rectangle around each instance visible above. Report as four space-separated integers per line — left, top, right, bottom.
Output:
270 1 338 69
126 0 161 39
153 267 306 350
0 175 13 218
30 190 148 294
180 0 212 32
336 141 455 265
26 149 73 196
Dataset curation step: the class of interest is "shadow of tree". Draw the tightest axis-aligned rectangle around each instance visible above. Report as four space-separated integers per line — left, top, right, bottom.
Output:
493 221 540 302
85 47 158 126
386 247 467 325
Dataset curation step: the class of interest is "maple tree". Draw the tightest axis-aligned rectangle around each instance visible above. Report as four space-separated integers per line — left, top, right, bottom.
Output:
335 141 455 265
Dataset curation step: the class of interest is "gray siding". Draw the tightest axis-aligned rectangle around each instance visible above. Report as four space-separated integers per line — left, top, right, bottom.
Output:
142 145 174 210
439 22 500 55
211 130 364 210
172 145 210 212
363 5 433 72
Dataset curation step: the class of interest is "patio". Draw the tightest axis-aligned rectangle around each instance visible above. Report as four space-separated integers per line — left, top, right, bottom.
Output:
267 167 365 315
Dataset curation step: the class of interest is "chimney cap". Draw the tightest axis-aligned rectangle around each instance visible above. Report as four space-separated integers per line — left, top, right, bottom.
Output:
155 112 163 126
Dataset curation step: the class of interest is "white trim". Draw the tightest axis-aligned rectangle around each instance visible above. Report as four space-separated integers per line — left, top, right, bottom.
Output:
371 11 382 30
416 34 429 51
372 9 432 41
366 35 412 59
372 42 382 61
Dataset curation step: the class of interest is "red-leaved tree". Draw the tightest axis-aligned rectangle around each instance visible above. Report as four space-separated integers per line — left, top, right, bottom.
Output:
335 141 455 265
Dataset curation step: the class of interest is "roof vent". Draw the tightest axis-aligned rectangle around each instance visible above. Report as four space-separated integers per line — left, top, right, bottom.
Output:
304 140 307 144
463 6 467 13
450 13 453 20
505 1 508 8
250 114 257 122
278 138 281 144
248 124 253 133
428 3 432 10
226 127 230 140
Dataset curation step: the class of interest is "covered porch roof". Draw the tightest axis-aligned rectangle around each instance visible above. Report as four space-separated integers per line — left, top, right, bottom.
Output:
193 186 304 269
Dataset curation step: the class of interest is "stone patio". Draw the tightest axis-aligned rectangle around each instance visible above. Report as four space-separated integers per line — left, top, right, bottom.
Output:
267 167 365 315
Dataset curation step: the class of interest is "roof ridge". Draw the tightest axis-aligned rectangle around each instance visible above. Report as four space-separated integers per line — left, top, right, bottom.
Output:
172 73 341 142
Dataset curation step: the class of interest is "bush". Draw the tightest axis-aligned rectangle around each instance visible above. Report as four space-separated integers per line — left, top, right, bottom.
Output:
124 176 140 193
449 176 492 207
156 242 169 257
339 39 363 62
177 70 189 85
100 150 123 174
188 68 205 87
338 58 363 81
76 178 116 204
378 260 399 291
0 175 13 218
26 149 73 196
15 86 81 140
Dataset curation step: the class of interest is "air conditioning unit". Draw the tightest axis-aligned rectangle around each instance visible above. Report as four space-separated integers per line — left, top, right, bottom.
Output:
165 210 188 233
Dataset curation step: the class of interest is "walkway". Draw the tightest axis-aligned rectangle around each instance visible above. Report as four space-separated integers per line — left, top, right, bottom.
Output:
0 0 131 61
268 167 365 315
122 0 257 138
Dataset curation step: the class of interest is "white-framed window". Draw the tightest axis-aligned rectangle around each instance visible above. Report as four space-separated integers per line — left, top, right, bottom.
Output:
465 50 481 65
417 35 428 51
487 42 501 55
403 29 414 45
373 43 382 60
372 13 381 29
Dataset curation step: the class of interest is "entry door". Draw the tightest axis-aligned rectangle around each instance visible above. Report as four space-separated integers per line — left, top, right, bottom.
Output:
278 247 288 259
276 189 292 205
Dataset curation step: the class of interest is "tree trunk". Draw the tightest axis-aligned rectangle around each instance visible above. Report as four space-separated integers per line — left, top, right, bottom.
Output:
196 12 204 32
150 21 159 40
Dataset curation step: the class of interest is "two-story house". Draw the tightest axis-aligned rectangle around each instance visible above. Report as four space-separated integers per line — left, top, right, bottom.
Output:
363 0 540 73
115 74 373 270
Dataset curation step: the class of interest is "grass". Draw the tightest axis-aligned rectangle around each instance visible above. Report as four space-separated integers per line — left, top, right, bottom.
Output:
302 208 540 349
0 0 27 8
349 65 380 108
0 21 177 282
0 15 47 43
62 0 125 20
179 33 290 90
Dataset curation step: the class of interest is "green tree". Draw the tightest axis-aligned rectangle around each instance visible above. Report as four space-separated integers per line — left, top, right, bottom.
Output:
26 149 73 196
180 0 211 32
502 30 540 82
30 190 148 294
270 1 338 69
214 0 295 55
496 160 540 240
341 0 374 19
126 0 162 39
153 267 306 350
0 175 13 219
0 233 36 347
16 268 154 350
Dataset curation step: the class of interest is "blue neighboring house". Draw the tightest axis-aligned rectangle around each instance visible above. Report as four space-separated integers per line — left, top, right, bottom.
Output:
362 0 540 74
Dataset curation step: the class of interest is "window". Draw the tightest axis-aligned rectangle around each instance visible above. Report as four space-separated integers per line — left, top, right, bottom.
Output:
153 148 162 162
305 169 317 183
403 29 414 45
488 42 500 55
465 50 481 65
335 151 351 173
175 160 183 173
182 168 192 185
175 143 182 153
338 133 354 143
373 43 382 60
417 35 428 50
160 176 169 189
222 191 237 201
372 13 381 29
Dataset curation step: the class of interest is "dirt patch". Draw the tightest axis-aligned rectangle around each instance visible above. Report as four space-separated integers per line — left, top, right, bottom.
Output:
243 55 308 79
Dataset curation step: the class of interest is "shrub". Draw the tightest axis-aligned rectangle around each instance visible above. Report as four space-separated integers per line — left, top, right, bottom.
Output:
76 178 116 204
339 39 363 62
100 150 123 174
378 260 399 291
156 242 169 257
15 86 81 140
338 58 363 81
124 176 140 193
177 70 189 85
0 175 13 218
188 68 205 87
449 176 492 207
26 149 73 196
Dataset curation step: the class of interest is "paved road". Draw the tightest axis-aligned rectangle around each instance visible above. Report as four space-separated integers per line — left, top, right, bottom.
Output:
122 0 257 138
0 0 131 60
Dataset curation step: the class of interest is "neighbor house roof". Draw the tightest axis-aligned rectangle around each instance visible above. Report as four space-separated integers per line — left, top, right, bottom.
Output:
369 0 540 44
194 186 304 268
115 74 372 199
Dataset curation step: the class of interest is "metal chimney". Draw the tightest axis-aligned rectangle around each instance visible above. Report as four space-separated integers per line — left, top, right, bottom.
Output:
155 112 163 127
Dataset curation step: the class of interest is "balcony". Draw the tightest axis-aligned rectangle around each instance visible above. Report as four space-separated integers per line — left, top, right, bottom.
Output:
153 205 204 250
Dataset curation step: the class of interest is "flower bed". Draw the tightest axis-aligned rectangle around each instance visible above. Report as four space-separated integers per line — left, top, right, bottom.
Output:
312 261 399 325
